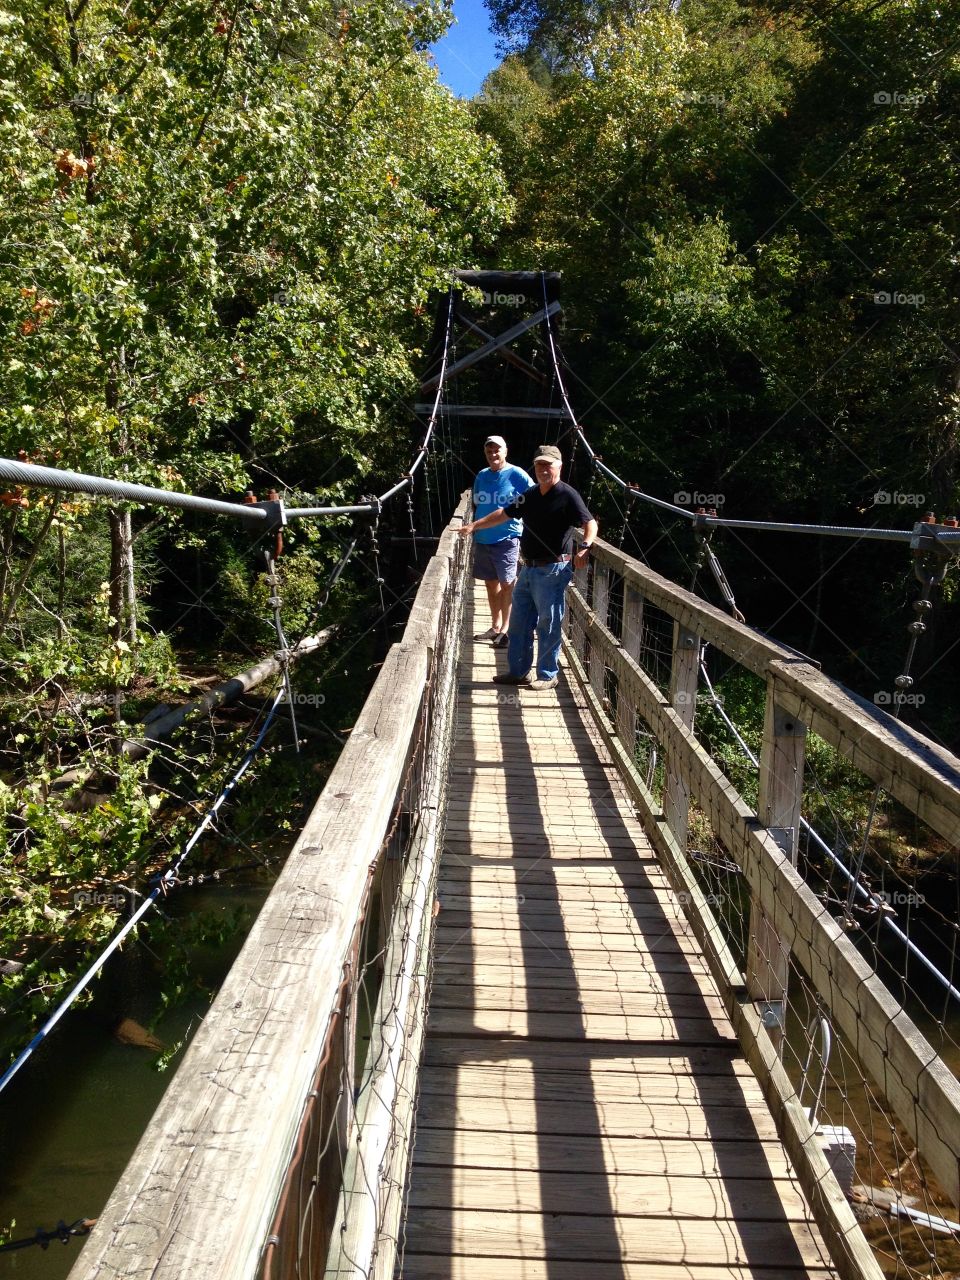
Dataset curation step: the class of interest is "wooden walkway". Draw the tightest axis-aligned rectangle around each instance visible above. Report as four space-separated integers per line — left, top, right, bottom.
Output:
400 586 838 1280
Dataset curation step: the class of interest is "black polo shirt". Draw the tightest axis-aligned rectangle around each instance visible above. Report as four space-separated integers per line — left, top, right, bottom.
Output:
503 480 593 560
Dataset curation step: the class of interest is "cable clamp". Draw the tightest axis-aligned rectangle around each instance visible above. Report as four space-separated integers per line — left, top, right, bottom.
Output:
909 519 960 585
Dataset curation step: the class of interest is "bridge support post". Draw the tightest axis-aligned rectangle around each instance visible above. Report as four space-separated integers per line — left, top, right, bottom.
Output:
590 563 610 701
616 583 644 756
664 624 700 848
746 684 806 1035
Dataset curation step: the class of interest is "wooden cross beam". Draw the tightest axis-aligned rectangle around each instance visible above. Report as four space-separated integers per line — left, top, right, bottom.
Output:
455 311 548 386
420 302 562 393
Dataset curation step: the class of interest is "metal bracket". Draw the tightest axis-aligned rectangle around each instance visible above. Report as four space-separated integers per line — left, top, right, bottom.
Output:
766 825 795 856
758 1000 785 1031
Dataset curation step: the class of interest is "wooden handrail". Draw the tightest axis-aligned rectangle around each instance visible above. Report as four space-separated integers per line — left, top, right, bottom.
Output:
591 539 960 846
68 495 472 1280
566 574 960 1206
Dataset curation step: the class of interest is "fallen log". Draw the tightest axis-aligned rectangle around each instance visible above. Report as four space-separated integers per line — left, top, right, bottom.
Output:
48 628 335 804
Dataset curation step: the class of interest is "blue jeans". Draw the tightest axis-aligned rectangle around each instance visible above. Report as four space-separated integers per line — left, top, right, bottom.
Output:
506 563 573 680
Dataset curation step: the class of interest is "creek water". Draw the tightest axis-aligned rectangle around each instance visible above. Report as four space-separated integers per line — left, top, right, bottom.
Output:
0 878 270 1280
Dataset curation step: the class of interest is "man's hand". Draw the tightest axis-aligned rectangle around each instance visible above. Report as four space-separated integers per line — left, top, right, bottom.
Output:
573 545 590 569
459 521 474 539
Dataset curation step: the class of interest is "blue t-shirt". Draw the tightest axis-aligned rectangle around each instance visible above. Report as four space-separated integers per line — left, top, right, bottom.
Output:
472 464 534 544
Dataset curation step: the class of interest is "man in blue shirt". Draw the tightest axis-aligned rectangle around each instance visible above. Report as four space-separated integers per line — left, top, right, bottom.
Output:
470 436 534 648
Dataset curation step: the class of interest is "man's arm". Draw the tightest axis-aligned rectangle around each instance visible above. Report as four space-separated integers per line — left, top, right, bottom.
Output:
573 518 599 568
459 507 510 538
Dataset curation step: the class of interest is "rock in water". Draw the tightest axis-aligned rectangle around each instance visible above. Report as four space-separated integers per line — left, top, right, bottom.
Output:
113 1017 163 1052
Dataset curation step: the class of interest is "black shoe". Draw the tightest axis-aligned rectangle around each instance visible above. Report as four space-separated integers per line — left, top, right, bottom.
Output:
492 672 532 686
492 632 509 649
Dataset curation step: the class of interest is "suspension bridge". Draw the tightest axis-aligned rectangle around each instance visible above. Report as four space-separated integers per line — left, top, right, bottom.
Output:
2 273 960 1280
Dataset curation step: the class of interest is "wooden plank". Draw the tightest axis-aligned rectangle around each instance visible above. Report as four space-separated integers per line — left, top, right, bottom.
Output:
429 984 729 1020
590 539 811 679
411 1126 793 1177
664 622 700 848
416 1064 765 1105
401 1258 835 1280
433 925 698 957
402 1209 832 1267
430 963 715 995
771 658 960 848
416 405 562 416
422 1036 740 1071
448 762 620 779
432 943 711 973
592 538 960 847
436 898 692 926
415 1094 778 1141
406 1167 813 1221
437 877 671 900
617 582 644 749
436 862 667 886
440 837 656 855
425 1006 733 1043
436 896 688 921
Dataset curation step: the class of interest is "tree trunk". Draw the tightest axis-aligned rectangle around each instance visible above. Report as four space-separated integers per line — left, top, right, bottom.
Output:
108 508 125 730
122 508 137 645
0 500 59 633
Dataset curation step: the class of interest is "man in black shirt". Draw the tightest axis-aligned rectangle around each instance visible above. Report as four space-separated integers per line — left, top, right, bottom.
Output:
459 444 598 690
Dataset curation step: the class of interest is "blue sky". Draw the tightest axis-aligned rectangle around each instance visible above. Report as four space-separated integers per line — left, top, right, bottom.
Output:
430 0 501 98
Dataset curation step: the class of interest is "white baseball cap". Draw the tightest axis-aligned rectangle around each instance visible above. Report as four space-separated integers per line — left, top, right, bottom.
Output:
484 435 507 449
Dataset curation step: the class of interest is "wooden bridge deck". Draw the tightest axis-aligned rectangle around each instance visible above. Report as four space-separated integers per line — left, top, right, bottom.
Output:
400 586 838 1280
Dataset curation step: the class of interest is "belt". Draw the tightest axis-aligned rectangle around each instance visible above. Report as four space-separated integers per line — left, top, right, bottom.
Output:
523 555 571 567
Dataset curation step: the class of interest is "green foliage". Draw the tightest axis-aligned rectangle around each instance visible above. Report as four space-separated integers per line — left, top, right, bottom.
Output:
0 0 509 487
474 0 960 736
0 0 512 1073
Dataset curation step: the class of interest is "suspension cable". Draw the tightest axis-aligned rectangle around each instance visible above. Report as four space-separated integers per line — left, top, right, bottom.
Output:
537 273 960 547
0 680 288 1100
1 288 460 529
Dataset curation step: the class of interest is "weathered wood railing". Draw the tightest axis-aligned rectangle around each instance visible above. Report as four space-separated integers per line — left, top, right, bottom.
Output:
67 495 470 1280
564 538 960 1280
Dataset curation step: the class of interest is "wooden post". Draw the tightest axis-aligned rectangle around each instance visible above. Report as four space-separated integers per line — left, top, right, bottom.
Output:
616 584 644 754
664 623 700 848
569 557 590 662
590 563 610 701
746 680 806 1032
